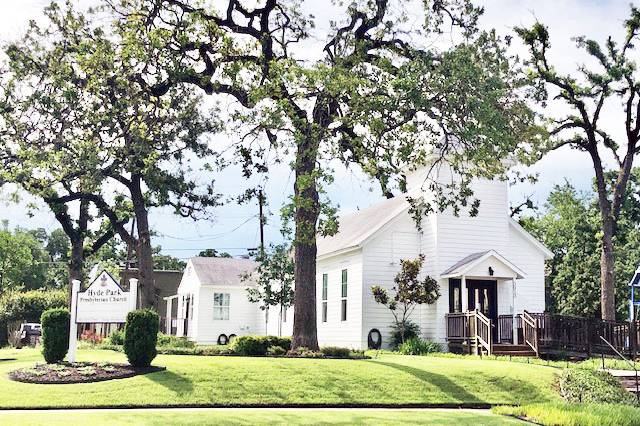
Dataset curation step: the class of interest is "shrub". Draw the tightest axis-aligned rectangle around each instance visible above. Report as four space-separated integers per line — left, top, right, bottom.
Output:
558 369 635 405
124 309 159 367
0 289 68 323
107 329 124 346
156 332 195 348
320 346 351 358
398 337 441 355
286 347 324 358
390 320 420 349
229 335 291 356
40 308 70 364
267 345 286 356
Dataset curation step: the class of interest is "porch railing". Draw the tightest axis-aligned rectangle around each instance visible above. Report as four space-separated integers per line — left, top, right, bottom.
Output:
445 310 491 355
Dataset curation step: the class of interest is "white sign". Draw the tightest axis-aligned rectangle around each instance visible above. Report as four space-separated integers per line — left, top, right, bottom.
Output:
68 272 138 362
76 271 135 323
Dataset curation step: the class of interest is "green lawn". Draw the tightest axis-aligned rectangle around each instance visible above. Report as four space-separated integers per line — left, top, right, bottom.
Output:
0 408 527 425
494 402 640 426
0 347 560 408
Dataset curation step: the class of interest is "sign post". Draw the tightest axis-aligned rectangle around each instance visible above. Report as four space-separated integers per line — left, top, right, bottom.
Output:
68 279 81 363
67 271 138 363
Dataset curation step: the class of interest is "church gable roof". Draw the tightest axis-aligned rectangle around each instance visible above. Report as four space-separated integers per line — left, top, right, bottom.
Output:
317 195 410 258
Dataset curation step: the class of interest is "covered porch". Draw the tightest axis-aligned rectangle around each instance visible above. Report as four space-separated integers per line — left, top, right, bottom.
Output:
442 250 525 354
163 293 192 338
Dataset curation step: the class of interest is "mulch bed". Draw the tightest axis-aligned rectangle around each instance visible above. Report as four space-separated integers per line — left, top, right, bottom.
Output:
8 361 165 384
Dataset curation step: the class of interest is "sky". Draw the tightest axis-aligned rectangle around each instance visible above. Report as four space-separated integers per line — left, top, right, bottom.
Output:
0 0 633 261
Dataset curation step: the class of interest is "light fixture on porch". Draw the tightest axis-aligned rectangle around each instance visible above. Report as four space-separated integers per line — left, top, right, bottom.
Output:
488 266 494 276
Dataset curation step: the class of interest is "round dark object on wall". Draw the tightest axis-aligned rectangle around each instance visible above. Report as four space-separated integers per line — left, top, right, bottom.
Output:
228 334 237 342
367 328 382 350
217 334 229 345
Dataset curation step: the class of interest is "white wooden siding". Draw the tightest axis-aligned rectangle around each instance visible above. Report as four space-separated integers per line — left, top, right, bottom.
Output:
316 250 363 349
361 213 423 349
195 286 264 344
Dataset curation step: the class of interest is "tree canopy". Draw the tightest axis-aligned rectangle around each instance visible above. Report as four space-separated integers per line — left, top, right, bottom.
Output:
516 6 640 320
109 0 540 348
521 170 640 319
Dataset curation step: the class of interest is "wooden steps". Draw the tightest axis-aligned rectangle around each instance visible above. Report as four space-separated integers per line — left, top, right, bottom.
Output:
492 344 536 357
607 370 640 395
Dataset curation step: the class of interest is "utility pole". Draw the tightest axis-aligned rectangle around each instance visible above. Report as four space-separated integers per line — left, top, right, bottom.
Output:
258 189 265 257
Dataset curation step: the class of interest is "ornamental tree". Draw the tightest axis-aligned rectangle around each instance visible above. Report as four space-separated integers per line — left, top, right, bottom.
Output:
110 0 540 348
371 255 440 344
242 244 294 337
515 7 640 320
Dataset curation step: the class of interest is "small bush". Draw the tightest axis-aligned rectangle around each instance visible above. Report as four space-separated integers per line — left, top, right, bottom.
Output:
107 329 124 346
267 345 286 356
287 347 324 358
229 335 291 356
398 337 441 355
320 346 351 358
558 369 635 405
40 308 70 364
124 309 159 367
390 320 420 348
156 333 195 348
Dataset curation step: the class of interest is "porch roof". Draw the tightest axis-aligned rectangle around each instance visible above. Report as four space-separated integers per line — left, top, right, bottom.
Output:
441 250 526 279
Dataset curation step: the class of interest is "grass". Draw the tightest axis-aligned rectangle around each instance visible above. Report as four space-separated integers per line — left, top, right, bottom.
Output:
370 350 640 371
0 347 560 408
0 408 528 425
494 402 640 426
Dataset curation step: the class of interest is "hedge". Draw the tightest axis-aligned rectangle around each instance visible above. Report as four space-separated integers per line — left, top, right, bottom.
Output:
124 309 159 367
229 335 292 356
0 289 67 347
40 308 70 363
0 289 68 323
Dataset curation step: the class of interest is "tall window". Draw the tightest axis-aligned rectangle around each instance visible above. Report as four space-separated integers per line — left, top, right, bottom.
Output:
213 293 230 320
321 273 328 322
341 269 348 321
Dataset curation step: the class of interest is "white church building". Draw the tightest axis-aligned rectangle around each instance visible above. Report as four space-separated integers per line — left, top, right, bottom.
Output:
166 166 552 351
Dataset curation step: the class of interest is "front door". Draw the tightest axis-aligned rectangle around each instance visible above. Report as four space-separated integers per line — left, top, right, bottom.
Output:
467 280 498 342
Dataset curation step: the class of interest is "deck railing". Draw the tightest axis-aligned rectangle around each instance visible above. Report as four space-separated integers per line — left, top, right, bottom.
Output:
448 310 640 358
497 314 523 344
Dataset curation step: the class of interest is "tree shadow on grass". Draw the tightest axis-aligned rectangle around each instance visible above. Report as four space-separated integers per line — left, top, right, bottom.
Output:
144 369 194 396
371 360 552 405
371 360 480 403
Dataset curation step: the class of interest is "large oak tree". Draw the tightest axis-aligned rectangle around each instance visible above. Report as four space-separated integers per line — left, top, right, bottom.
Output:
1 2 220 307
111 0 540 348
516 6 640 321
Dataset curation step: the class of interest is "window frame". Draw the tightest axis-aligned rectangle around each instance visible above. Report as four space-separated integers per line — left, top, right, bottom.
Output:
213 292 230 321
341 269 348 321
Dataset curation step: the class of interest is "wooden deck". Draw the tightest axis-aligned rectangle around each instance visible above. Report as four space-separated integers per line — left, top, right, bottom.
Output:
446 310 638 358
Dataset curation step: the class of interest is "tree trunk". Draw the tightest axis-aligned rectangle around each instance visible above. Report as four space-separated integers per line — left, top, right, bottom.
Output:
291 137 321 351
130 176 156 310
68 238 84 307
600 215 617 321
591 151 619 321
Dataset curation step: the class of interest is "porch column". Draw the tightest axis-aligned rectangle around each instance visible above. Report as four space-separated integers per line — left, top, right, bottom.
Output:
165 297 173 335
461 275 468 312
512 277 518 344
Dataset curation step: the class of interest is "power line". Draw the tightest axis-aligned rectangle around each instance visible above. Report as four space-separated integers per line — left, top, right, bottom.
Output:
156 214 258 241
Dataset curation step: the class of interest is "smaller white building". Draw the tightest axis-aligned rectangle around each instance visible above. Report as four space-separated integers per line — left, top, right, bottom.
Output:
166 257 272 344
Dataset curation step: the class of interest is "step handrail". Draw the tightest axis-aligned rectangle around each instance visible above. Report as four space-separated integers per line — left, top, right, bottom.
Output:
522 310 539 356
599 335 639 401
474 309 492 356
